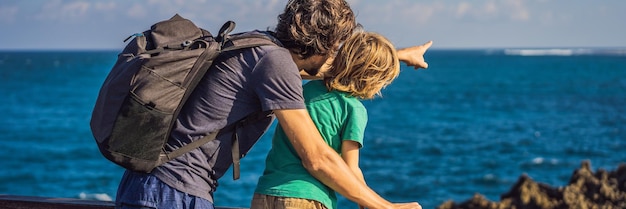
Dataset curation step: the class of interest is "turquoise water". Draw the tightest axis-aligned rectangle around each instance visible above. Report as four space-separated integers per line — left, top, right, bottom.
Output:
0 49 624 208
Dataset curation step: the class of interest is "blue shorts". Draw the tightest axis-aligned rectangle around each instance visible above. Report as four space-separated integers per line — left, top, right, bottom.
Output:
115 170 214 209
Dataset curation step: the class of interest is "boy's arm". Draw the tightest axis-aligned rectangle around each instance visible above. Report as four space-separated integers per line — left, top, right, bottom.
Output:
342 140 367 209
274 109 422 209
300 41 433 79
397 41 433 70
342 140 365 185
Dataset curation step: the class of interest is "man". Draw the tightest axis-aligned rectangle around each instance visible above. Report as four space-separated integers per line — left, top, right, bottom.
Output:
115 0 430 208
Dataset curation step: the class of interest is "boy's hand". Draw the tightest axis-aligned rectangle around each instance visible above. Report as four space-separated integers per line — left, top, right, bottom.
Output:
397 41 433 70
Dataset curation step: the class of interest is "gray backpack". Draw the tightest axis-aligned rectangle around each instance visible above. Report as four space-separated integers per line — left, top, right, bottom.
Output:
90 14 277 176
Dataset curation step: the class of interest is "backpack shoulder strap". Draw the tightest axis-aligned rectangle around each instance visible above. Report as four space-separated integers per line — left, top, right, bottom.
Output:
218 30 279 181
221 31 281 52
158 22 279 178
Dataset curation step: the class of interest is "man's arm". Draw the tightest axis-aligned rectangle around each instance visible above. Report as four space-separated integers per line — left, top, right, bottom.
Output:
274 109 422 209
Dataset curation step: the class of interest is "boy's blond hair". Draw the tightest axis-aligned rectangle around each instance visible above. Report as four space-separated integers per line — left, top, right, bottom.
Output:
324 32 400 99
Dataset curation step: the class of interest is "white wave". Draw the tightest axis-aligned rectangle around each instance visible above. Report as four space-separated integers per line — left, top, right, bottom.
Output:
531 157 559 165
551 158 559 164
483 173 496 180
504 48 593 56
78 192 113 201
504 48 626 56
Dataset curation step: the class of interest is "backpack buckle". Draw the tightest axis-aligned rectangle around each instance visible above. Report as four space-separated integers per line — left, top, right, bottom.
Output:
216 21 236 49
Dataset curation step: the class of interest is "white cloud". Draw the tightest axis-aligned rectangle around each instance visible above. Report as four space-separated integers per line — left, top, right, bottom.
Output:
33 0 92 22
110 0 282 27
483 1 497 14
126 3 148 19
448 0 531 22
455 2 471 18
94 1 116 11
63 1 90 16
0 6 18 24
397 2 438 24
350 1 439 26
504 0 530 21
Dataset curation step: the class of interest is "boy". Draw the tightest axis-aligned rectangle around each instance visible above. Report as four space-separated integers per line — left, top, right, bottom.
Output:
253 31 401 209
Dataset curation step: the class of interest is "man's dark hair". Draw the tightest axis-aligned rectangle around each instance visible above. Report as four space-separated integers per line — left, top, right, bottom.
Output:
274 0 356 59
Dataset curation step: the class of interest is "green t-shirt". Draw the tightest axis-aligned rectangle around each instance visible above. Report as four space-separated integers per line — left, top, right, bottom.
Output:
254 80 367 209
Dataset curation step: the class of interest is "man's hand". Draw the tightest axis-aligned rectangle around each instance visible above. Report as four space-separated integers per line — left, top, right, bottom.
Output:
397 41 433 70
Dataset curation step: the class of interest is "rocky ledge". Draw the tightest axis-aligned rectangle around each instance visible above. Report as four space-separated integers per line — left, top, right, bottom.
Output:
436 160 626 209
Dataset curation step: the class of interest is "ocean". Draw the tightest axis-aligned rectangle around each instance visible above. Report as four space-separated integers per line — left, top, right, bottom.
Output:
0 48 624 209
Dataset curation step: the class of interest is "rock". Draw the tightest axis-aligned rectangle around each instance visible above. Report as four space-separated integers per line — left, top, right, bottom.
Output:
436 160 626 209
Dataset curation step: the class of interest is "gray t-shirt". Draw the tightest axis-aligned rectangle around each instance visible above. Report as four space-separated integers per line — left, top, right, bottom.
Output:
152 32 305 202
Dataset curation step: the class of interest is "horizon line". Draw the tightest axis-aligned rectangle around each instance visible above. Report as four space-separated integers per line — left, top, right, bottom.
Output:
2 46 626 52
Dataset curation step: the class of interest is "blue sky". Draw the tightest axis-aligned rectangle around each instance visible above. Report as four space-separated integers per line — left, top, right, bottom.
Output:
1 0 625 50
